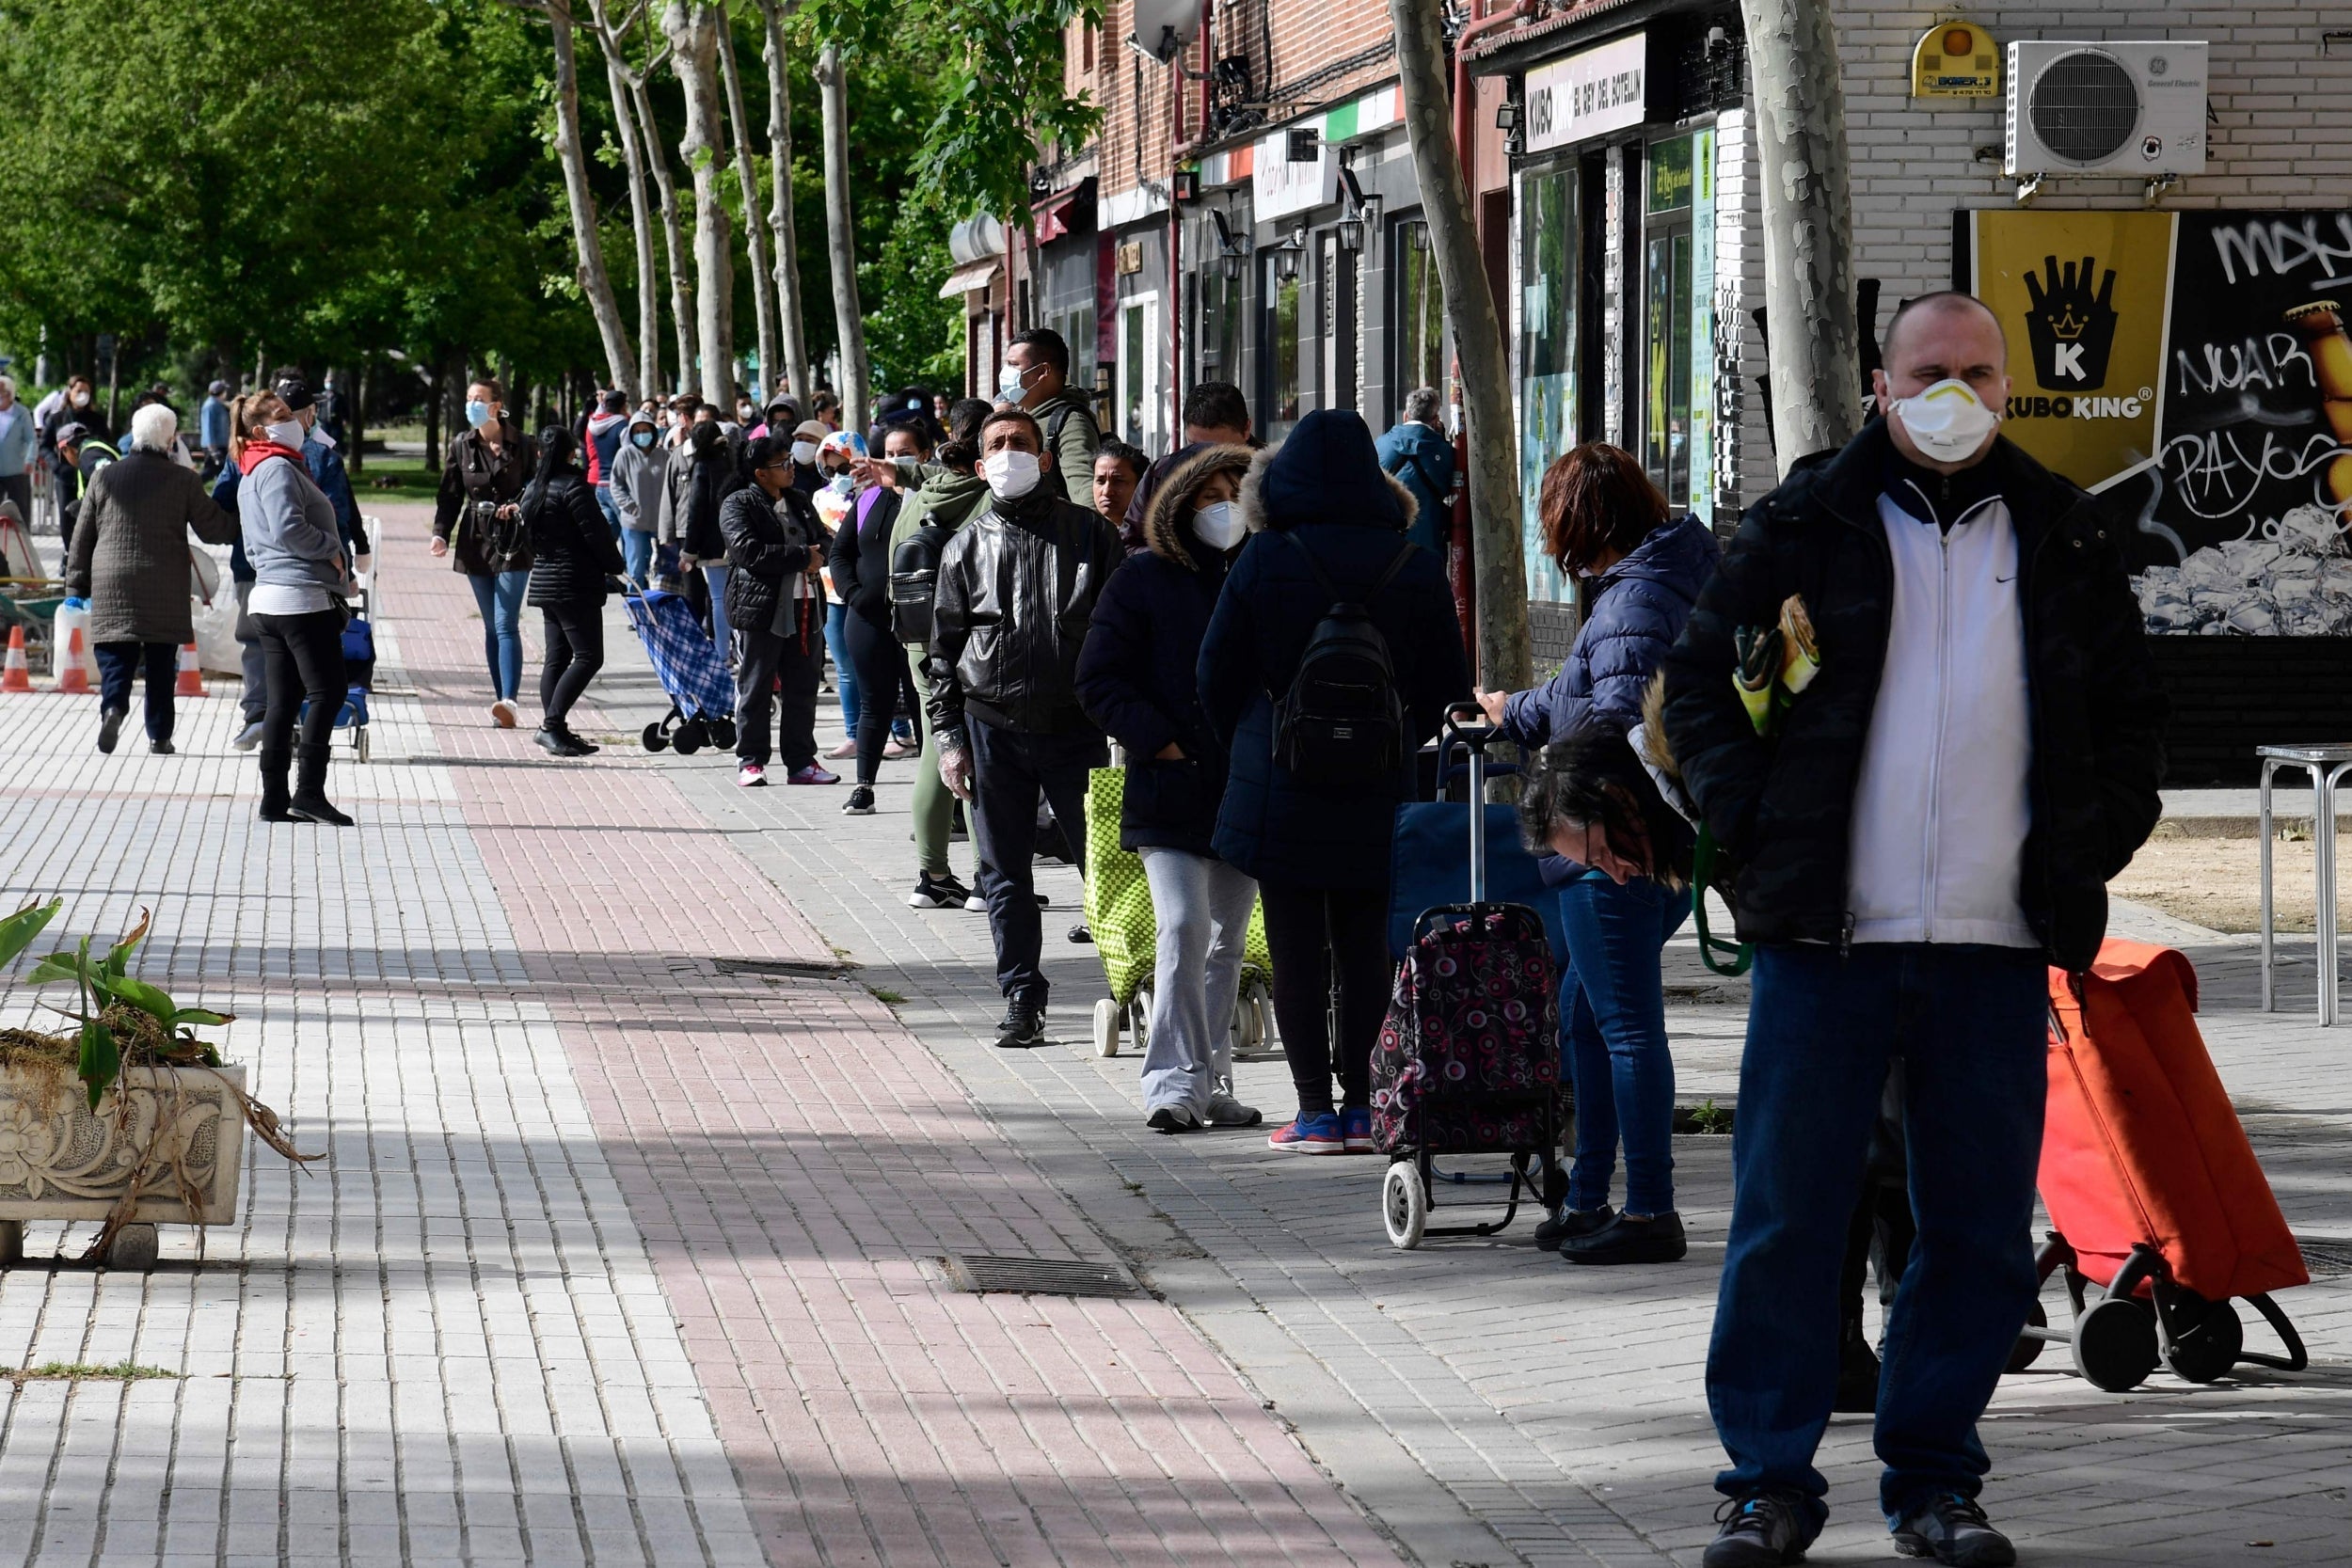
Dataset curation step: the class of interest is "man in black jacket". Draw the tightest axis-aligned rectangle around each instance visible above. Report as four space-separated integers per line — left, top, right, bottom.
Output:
929 407 1123 1047
722 436 834 787
1661 293 2165 1568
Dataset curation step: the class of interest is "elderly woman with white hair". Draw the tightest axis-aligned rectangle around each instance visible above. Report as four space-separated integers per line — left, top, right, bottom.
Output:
64 401 239 754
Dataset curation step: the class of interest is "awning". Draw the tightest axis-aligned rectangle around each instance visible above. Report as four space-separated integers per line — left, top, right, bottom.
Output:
938 258 1001 300
1034 195 1077 244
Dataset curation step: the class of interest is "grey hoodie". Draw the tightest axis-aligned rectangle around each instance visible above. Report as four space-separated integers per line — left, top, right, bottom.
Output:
240 453 345 591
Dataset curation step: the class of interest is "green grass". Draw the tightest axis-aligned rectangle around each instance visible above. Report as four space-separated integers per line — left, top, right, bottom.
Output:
13 1360 179 1383
866 985 907 1006
350 458 439 502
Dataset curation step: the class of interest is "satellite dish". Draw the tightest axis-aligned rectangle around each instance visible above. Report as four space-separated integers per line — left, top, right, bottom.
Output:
1128 0 1199 64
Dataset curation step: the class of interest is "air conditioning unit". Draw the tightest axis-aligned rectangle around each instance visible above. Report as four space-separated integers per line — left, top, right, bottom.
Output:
2005 40 2208 177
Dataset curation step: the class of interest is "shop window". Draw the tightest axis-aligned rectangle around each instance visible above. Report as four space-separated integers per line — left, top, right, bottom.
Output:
1641 130 1716 521
1198 263 1245 386
1118 294 1163 453
1518 163 1579 603
1321 236 1357 413
1392 218 1446 412
1265 260 1305 442
1055 306 1095 404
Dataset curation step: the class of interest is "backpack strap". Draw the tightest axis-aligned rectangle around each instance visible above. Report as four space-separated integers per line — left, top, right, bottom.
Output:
1282 530 1416 607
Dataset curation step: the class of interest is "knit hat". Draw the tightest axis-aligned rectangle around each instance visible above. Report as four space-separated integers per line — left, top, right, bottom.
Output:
793 420 829 443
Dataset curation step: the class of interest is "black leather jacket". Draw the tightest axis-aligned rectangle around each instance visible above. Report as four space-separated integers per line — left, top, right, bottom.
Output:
926 486 1122 747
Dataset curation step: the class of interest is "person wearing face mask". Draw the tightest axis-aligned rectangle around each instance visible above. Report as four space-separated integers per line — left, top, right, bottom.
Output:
609 407 666 585
829 422 932 815
995 328 1100 503
432 378 536 728
1661 293 2166 1568
235 391 357 825
273 373 367 571
813 427 867 759
1466 443 1717 1265
43 375 110 491
927 408 1123 1048
1074 443 1263 1133
787 419 828 497
519 426 629 756
723 435 836 787
584 388 632 544
661 419 744 655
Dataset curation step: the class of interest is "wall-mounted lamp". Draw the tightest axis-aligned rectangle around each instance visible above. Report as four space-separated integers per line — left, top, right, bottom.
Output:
1494 99 1521 132
1222 252 1246 281
1337 216 1365 253
1274 245 1302 283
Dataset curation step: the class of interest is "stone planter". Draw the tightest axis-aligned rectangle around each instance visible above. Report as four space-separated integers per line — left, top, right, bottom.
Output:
0 1062 247 1269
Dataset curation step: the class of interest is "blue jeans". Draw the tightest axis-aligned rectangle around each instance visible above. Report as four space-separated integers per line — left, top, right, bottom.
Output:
595 483 623 544
1708 942 2048 1526
1556 873 1689 1216
621 527 653 586
467 570 529 701
701 562 732 653
824 598 859 736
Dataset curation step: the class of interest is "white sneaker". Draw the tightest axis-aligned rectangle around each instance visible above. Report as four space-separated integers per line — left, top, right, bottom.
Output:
962 892 987 911
230 719 265 752
490 699 518 729
737 764 768 787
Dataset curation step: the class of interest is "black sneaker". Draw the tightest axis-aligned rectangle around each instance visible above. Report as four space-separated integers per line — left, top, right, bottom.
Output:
533 725 569 756
908 872 973 910
1068 923 1092 943
1834 1319 1881 1414
1534 1202 1614 1252
149 737 175 755
843 785 876 816
1146 1105 1202 1134
1705 1487 1815 1568
1891 1492 2015 1566
97 706 125 753
995 999 1044 1049
1562 1210 1688 1265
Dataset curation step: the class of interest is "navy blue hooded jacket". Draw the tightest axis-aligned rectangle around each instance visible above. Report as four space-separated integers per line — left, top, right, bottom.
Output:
1502 510 1719 883
1199 409 1470 890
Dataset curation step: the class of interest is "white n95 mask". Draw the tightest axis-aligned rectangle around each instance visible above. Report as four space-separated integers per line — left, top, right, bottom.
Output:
1890 378 1999 464
1193 500 1246 551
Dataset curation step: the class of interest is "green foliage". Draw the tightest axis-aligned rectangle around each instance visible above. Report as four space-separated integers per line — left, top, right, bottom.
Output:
12 907 230 1110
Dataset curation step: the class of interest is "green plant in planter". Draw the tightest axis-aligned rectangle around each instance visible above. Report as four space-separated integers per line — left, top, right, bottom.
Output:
8 906 232 1109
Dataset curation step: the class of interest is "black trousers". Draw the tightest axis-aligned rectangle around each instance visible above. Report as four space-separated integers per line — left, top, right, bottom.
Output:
1260 881 1393 1117
732 620 822 770
254 610 346 754
94 640 178 742
967 717 1105 1005
845 609 916 786
539 602 605 725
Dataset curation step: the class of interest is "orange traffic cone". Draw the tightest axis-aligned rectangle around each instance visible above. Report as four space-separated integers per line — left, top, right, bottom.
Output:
174 641 205 697
0 626 30 693
55 625 90 694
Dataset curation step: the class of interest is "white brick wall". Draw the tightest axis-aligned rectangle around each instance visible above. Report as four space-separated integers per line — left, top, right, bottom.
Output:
1718 0 2352 509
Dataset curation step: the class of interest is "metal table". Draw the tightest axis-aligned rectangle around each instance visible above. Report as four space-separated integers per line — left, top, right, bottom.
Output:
2259 743 2352 1023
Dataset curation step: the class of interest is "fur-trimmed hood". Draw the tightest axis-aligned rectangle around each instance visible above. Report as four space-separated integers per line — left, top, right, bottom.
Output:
1139 441 1256 571
1235 409 1419 537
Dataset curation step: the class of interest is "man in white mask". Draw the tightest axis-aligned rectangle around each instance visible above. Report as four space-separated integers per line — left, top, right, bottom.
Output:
995 327 1102 506
1662 292 2167 1568
925 408 1123 1049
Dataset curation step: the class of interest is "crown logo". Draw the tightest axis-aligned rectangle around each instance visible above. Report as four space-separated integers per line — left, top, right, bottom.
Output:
2049 305 2089 341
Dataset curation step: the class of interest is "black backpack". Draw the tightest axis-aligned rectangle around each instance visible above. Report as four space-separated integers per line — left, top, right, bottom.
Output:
889 518 954 643
1273 531 1417 784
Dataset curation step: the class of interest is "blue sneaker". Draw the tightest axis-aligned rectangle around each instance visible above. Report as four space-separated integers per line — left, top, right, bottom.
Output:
1340 1107 1375 1152
1267 1112 1344 1154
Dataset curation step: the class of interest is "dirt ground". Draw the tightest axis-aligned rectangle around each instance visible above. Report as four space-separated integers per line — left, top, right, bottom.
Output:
2111 830 2342 933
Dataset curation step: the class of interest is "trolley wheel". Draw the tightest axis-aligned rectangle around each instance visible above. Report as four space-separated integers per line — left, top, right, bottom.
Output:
1251 991 1277 1053
1131 987 1152 1049
354 727 371 763
2073 1297 2159 1391
1092 997 1121 1059
2163 1294 2243 1384
1382 1161 1429 1250
673 719 706 755
642 722 670 753
2007 1299 2048 1373
104 1224 160 1272
1232 990 1260 1052
709 718 738 750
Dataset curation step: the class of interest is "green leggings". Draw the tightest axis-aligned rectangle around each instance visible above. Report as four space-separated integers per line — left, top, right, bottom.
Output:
908 653 958 877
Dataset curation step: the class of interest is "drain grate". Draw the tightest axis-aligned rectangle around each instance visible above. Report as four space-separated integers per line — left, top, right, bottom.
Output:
712 957 856 978
2296 1238 2352 1278
945 1255 1139 1297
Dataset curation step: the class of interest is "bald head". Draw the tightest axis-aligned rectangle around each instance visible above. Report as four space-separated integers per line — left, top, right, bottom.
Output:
1873 290 2010 472
1883 291 2006 366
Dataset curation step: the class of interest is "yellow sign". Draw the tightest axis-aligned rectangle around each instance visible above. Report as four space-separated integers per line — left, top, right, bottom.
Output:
1912 20 1999 98
1969 209 2174 488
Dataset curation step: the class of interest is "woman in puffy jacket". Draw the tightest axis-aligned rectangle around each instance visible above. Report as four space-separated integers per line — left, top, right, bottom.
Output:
1472 442 1719 1265
520 426 628 757
1077 442 1263 1134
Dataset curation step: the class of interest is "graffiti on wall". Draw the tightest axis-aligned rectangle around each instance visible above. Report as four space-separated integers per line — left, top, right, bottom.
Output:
1968 210 2352 634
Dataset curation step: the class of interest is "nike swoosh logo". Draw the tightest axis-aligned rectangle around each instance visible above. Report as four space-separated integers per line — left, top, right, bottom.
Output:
1994 574 2017 583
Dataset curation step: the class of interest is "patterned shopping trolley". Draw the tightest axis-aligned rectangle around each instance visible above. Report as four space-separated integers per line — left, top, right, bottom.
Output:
1080 763 1275 1060
624 587 737 755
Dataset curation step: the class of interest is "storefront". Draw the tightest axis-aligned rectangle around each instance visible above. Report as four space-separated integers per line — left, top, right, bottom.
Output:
1031 178 1101 410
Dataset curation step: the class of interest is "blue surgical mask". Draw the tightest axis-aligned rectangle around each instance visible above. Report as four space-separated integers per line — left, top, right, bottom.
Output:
465 399 493 430
997 363 1030 400
631 430 655 449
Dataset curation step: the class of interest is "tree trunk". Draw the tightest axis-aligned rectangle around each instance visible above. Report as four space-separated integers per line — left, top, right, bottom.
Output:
718 15 780 404
547 0 638 397
817 41 870 430
590 0 661 398
755 0 811 402
632 69 698 394
1739 0 1860 468
663 0 735 407
1389 0 1528 695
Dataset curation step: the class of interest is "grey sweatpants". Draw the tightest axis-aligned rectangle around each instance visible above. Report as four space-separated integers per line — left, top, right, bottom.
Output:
1137 847 1258 1116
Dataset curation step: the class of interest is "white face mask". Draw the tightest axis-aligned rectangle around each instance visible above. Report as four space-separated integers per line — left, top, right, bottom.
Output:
1193 499 1246 551
997 363 1031 401
982 450 1041 500
71 390 90 407
1890 378 1999 465
790 440 818 466
263 419 307 450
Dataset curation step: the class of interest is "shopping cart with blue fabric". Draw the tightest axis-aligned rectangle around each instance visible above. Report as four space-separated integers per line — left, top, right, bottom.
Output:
296 520 378 761
624 584 738 754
